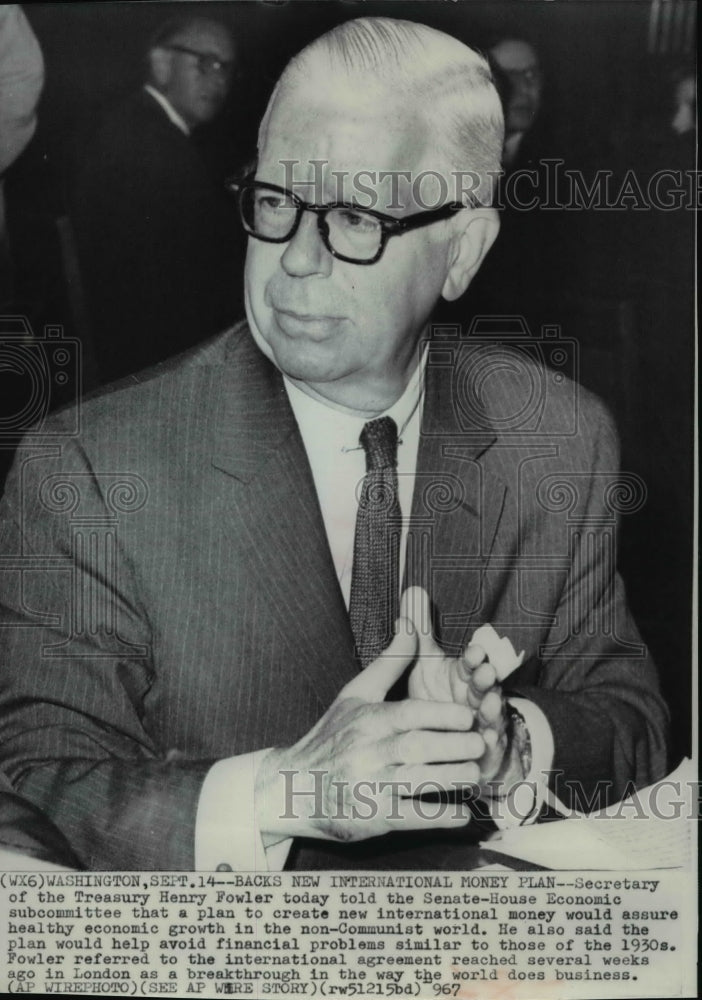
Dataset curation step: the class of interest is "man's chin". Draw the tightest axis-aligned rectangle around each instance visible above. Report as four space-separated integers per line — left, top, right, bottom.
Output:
247 323 337 382
267 343 341 385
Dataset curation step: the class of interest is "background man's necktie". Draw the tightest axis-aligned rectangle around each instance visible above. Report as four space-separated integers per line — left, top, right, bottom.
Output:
348 416 402 668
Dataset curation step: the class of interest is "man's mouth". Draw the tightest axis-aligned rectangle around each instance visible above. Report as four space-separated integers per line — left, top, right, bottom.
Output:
273 307 341 337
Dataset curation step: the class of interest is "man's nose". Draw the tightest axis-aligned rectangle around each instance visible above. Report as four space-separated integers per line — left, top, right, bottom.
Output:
280 210 332 278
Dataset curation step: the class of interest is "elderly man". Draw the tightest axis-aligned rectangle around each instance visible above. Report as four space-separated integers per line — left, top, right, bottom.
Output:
0 18 667 871
72 15 240 382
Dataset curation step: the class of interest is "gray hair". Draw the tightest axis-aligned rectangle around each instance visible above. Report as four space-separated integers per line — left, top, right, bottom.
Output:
259 17 504 205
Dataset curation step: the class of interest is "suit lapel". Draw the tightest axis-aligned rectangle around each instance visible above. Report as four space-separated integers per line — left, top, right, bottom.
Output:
404 344 507 651
211 331 358 709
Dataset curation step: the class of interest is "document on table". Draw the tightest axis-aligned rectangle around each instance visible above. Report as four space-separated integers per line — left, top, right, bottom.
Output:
481 757 695 870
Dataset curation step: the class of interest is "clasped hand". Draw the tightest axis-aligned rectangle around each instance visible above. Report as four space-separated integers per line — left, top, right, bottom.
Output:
257 588 514 846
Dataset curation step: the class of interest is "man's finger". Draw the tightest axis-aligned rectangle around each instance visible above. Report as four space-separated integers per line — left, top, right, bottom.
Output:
393 761 482 790
476 691 508 778
384 798 472 832
400 586 442 660
477 689 504 728
390 697 473 733
389 729 484 766
459 658 497 690
342 617 417 702
463 642 487 670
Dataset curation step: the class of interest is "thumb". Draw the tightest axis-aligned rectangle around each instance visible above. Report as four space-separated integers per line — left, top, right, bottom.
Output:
343 617 418 702
400 586 441 660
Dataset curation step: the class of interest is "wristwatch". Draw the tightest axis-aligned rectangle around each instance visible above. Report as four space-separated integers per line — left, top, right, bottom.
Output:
481 703 533 801
506 702 532 780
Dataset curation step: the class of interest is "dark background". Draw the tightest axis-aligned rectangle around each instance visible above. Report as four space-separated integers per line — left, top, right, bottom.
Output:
1 1 695 765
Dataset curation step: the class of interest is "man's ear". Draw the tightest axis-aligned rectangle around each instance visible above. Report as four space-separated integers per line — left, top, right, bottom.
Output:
441 208 500 302
148 46 173 89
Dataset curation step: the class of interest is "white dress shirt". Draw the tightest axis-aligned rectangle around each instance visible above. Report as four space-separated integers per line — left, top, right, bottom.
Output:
195 357 553 869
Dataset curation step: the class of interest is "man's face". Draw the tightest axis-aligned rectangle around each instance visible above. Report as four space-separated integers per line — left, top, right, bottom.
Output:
245 81 457 411
490 40 542 136
158 23 234 127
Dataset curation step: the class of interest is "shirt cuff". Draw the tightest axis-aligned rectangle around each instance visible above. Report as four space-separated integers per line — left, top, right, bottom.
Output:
195 749 293 871
490 696 555 829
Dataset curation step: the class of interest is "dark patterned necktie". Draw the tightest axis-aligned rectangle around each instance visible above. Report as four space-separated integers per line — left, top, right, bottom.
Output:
348 416 402 668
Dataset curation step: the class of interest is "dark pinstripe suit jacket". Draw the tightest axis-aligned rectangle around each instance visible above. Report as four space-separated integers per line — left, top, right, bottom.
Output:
0 323 668 869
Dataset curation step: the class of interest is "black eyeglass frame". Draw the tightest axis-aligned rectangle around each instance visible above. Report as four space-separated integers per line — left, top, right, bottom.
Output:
226 179 468 265
166 44 234 79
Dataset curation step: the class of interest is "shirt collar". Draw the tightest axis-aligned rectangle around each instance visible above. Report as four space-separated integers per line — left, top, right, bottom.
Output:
143 84 190 136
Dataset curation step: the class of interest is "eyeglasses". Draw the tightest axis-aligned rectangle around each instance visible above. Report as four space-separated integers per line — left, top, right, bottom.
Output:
226 179 466 265
166 44 234 82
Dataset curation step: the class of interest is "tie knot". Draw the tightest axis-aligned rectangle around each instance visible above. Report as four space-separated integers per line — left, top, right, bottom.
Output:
359 416 398 472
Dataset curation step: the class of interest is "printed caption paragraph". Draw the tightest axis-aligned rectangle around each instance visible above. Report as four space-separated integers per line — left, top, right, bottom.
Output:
1 871 695 998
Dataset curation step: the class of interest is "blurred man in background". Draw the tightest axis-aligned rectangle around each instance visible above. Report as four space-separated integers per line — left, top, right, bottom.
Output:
72 15 241 382
0 4 43 305
489 36 543 169
459 33 569 329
